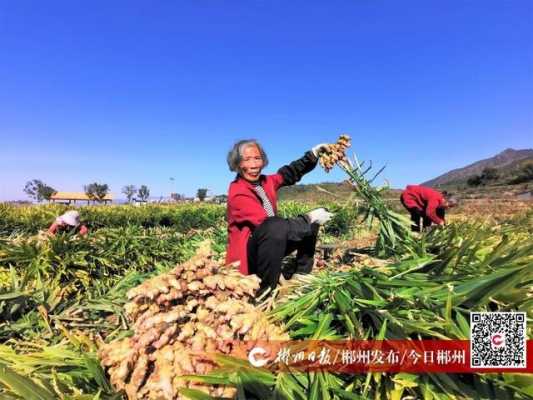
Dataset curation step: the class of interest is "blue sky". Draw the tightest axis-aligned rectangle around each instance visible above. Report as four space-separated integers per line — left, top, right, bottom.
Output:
1 1 532 200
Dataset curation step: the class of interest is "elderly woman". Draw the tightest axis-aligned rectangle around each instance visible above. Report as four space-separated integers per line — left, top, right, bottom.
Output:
226 139 333 297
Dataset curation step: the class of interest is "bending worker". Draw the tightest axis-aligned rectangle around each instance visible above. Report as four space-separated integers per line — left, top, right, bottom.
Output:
47 210 89 236
225 139 333 297
400 185 457 232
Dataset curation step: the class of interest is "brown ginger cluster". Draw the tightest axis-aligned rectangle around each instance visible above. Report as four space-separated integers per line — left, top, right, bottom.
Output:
318 134 351 172
99 242 288 400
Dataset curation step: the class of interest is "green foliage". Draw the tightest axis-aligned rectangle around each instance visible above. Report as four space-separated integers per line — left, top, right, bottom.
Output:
137 185 150 201
2 192 532 399
278 182 355 202
333 157 422 257
197 188 208 201
0 226 204 336
198 222 533 399
467 175 483 187
84 182 109 202
510 162 533 184
23 180 56 202
467 167 501 187
0 218 228 398
0 202 358 240
0 203 227 236
481 167 499 181
0 341 119 399
121 185 137 203
277 201 362 238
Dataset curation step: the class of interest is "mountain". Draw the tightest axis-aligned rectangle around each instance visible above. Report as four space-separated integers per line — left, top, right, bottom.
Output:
423 148 533 187
278 148 533 202
277 182 401 202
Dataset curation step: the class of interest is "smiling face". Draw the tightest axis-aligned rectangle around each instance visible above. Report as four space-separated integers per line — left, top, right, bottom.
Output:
239 144 264 182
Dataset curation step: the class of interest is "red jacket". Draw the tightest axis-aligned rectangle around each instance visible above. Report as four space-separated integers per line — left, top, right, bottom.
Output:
401 185 445 225
225 151 318 275
225 173 284 274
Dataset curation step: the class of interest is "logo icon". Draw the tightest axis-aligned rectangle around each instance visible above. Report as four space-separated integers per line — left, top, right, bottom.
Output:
490 333 505 350
248 347 269 367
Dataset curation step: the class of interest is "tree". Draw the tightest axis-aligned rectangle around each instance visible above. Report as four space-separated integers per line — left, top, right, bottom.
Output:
214 194 228 204
84 182 109 202
40 186 56 201
510 162 533 184
138 185 150 202
171 193 186 202
197 188 208 201
480 167 499 182
467 175 482 187
23 179 56 202
122 185 137 203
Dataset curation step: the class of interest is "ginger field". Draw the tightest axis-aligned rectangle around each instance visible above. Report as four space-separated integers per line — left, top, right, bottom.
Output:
0 200 532 400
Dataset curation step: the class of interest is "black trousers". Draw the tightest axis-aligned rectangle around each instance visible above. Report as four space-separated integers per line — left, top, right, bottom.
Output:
406 207 431 232
247 216 319 297
402 205 446 232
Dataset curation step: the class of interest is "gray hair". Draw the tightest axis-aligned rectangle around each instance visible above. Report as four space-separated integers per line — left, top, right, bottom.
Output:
227 139 269 173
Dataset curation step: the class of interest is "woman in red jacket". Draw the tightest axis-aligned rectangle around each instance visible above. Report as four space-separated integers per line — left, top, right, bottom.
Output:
400 185 457 232
226 139 333 297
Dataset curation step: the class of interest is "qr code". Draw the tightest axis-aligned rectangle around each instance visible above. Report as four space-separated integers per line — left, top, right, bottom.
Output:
470 312 527 368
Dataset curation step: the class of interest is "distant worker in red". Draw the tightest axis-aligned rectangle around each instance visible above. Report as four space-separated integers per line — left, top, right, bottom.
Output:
47 210 89 236
400 185 458 232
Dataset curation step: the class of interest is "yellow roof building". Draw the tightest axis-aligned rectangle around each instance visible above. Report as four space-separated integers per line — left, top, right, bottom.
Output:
50 192 113 204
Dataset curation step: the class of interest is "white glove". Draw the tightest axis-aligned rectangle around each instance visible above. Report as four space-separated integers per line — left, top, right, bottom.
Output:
306 208 334 225
311 143 329 158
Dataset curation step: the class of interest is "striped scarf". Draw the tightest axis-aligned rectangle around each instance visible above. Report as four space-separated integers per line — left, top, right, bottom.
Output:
252 183 275 217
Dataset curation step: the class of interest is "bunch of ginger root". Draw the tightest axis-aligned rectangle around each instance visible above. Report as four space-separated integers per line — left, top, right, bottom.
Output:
99 242 288 400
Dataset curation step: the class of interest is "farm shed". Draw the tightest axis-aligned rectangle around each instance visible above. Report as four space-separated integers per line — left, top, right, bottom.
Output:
50 191 113 205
